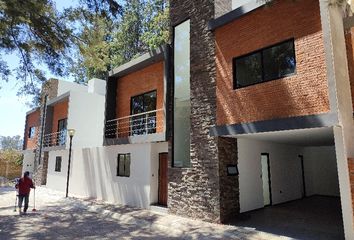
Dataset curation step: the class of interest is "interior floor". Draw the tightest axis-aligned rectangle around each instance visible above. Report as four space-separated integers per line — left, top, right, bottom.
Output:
228 196 344 240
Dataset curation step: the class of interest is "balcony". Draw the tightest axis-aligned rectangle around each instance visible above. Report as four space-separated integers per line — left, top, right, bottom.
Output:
105 109 165 144
43 131 67 149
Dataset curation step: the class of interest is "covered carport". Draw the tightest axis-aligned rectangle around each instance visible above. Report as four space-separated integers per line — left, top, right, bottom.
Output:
230 127 344 240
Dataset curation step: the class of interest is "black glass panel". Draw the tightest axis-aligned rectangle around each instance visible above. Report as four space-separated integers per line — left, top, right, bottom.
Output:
263 41 295 81
131 91 157 135
235 52 262 88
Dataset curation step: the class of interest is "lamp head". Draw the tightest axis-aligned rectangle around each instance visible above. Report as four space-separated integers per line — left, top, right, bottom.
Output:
68 129 76 137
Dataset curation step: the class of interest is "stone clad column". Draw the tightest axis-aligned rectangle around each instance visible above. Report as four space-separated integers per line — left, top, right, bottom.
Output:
168 0 239 223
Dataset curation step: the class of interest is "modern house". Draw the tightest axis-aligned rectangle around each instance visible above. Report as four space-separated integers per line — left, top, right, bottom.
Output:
167 0 354 239
71 47 170 209
22 108 40 175
22 78 106 186
44 79 106 192
22 0 354 239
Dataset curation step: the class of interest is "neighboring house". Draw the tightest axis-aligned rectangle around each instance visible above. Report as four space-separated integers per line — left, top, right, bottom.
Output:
44 79 106 192
22 108 40 176
21 78 105 185
64 47 169 209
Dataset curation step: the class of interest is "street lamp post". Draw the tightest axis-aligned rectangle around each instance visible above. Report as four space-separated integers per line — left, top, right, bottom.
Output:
65 129 75 198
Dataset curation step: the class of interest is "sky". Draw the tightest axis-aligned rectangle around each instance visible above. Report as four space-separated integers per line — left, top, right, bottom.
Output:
0 0 78 138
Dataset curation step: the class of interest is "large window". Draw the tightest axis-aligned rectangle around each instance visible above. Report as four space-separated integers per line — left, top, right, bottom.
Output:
28 126 36 139
173 19 191 168
234 39 296 89
57 118 67 146
117 153 131 177
130 90 157 135
55 156 62 172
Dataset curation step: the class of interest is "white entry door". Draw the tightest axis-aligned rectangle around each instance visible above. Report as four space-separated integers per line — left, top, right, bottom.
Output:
261 154 271 206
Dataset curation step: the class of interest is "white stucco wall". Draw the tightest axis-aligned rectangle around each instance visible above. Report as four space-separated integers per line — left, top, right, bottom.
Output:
238 138 303 213
319 1 354 238
57 80 88 96
46 142 168 209
46 149 68 193
303 146 340 197
88 78 106 96
66 91 105 148
22 150 35 176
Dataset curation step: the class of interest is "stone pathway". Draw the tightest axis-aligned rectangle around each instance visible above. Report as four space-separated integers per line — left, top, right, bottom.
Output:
0 186 292 239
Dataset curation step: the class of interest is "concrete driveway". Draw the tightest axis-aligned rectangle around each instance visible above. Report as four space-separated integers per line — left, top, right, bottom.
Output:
0 186 291 240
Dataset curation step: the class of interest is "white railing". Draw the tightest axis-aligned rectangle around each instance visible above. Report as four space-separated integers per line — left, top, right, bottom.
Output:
43 131 67 147
105 109 164 138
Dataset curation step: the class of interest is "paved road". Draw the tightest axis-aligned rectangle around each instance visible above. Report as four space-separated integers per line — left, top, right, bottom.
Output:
0 186 290 240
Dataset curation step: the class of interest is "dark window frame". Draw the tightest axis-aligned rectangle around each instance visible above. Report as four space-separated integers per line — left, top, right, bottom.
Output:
28 126 36 139
116 153 131 177
233 38 296 89
130 90 157 115
57 118 67 132
55 156 62 172
130 90 157 135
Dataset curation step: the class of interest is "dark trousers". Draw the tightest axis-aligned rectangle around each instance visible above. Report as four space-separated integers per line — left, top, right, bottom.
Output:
18 194 29 212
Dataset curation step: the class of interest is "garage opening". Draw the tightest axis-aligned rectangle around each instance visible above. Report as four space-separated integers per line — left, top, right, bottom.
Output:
229 127 344 240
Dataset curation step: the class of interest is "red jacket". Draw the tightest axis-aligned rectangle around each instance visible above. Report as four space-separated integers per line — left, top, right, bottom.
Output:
16 176 34 195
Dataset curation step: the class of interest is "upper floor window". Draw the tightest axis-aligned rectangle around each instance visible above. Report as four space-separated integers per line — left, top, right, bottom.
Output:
28 126 36 139
117 153 131 177
57 118 67 146
233 39 296 89
130 90 157 135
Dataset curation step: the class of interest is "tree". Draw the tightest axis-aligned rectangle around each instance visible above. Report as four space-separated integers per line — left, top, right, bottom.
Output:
0 135 22 150
74 0 169 82
0 0 121 106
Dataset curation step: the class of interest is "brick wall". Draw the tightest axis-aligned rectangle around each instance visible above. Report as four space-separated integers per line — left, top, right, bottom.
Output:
115 61 164 136
215 0 330 126
23 109 40 150
51 100 69 132
345 27 354 110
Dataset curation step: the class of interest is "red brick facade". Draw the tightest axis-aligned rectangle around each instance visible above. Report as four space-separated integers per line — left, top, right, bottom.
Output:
345 27 354 110
215 0 330 126
115 61 164 136
23 109 40 150
52 100 69 132
348 158 354 220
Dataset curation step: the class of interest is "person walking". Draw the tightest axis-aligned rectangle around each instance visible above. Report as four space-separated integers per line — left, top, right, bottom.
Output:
15 171 35 215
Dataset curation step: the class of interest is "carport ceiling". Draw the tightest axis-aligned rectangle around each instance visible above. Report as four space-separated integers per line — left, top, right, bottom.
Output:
237 127 334 146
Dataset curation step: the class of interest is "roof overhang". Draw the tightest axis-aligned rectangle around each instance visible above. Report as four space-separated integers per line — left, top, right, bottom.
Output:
26 107 40 115
108 45 167 78
47 92 70 106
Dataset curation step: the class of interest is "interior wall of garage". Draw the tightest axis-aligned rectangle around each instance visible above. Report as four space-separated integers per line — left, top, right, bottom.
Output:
238 138 339 213
238 138 304 212
303 146 340 197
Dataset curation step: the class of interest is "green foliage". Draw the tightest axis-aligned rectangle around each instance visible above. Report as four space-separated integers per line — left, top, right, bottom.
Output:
72 0 169 82
0 0 121 106
0 149 23 166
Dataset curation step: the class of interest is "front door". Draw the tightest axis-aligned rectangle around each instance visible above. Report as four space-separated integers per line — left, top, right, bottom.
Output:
158 153 168 206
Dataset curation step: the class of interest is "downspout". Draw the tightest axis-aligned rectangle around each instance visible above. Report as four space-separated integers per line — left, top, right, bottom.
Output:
36 95 48 169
